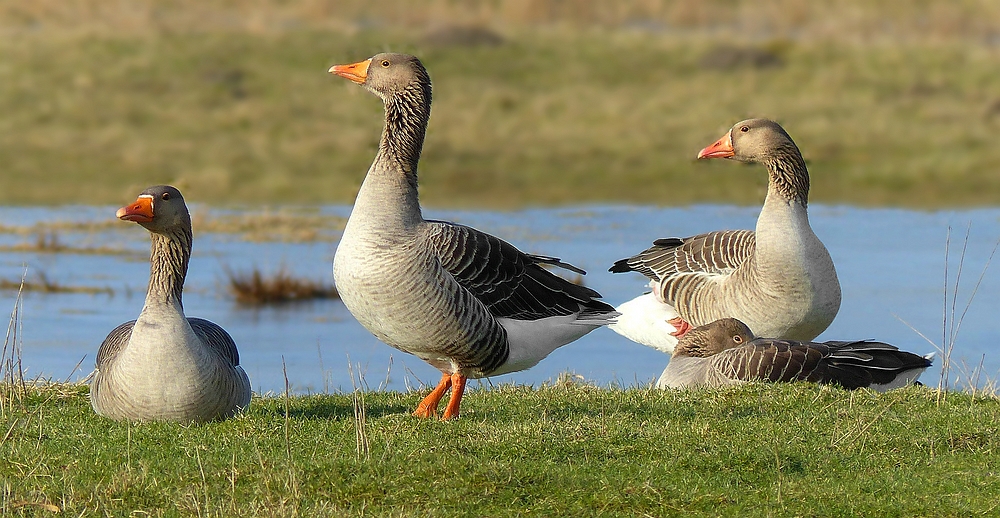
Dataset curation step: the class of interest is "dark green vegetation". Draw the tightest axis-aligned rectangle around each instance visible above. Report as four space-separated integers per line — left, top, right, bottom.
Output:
1 382 998 516
3 1 1000 208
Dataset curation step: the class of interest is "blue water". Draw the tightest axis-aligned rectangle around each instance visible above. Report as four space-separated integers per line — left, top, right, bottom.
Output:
3 204 999 394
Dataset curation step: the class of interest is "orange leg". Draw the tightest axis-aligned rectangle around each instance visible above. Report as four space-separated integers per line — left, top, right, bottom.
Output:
440 373 467 421
413 373 452 418
668 317 694 338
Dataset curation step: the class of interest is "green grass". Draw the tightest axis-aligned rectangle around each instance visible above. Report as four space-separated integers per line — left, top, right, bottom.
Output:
2 382 998 516
3 1 1000 208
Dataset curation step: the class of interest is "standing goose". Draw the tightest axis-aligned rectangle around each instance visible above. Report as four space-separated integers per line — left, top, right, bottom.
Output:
90 186 251 422
658 318 933 391
610 119 841 357
330 53 617 420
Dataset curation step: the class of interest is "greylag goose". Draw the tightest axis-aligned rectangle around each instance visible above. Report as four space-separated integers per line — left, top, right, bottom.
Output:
90 186 251 422
329 53 617 420
658 318 933 391
610 118 841 356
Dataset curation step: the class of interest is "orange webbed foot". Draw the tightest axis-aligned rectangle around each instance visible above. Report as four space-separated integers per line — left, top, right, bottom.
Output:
413 373 451 419
440 373 467 421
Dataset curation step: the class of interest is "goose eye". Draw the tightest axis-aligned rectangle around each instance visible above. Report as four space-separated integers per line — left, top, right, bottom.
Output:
380 60 390 67
161 192 170 201
733 335 743 344
740 126 750 133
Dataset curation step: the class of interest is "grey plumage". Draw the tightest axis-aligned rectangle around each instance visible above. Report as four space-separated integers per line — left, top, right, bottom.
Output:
658 318 933 390
90 185 251 423
330 53 616 419
610 119 841 353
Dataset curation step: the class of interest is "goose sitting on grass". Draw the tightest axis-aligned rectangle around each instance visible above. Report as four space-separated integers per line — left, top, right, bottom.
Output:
610 119 842 357
90 186 251 423
329 53 617 420
658 318 933 391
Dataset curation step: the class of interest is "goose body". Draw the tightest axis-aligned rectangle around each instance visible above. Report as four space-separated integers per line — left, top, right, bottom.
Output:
90 186 251 423
611 119 841 358
658 318 933 391
330 53 616 419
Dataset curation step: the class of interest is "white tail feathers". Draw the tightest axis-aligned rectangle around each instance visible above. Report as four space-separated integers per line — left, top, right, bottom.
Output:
608 293 680 354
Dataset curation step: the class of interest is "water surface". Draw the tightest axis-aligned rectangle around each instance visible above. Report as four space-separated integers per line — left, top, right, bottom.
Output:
3 205 998 394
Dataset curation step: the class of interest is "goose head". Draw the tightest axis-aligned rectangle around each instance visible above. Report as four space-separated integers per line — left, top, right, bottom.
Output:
329 52 431 103
697 118 798 164
673 318 755 358
117 185 190 234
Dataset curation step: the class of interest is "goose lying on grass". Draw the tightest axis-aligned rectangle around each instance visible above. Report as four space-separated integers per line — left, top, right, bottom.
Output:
90 186 251 422
658 318 933 391
329 53 617 420
610 119 841 355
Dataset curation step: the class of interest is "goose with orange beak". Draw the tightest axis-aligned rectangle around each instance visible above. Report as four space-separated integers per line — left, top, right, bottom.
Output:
610 119 842 383
90 185 251 422
329 53 617 420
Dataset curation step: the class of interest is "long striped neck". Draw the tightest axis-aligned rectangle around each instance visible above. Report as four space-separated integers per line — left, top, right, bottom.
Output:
145 226 192 309
377 77 432 194
762 143 809 207
350 73 432 230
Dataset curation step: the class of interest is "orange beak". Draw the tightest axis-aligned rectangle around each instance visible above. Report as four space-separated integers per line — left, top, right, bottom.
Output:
117 195 154 223
697 131 735 159
329 58 372 84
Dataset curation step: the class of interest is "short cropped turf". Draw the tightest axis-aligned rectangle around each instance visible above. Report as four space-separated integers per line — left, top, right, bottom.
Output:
1 383 998 516
3 1 1000 208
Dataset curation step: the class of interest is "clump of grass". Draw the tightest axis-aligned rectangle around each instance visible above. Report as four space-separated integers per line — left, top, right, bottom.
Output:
0 277 26 414
225 266 338 305
548 370 594 389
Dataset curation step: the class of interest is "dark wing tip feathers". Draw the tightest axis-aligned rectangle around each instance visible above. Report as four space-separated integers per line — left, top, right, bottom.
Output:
652 238 684 247
527 254 587 275
608 236 690 276
814 339 933 388
609 258 634 273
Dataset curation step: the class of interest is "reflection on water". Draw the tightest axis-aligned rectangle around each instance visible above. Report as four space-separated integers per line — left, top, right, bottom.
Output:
3 204 998 394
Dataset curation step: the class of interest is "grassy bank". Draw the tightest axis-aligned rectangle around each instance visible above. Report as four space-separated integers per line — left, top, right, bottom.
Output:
1 382 998 516
2 1 1000 208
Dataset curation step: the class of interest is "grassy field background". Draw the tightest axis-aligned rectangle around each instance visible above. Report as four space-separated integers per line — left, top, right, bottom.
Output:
3 1 1000 208
1 382 999 516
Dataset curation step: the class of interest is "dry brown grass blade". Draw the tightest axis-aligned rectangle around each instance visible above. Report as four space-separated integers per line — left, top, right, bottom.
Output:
1 272 27 414
281 357 300 500
11 501 60 513
895 226 1000 402
348 357 371 461
830 400 897 448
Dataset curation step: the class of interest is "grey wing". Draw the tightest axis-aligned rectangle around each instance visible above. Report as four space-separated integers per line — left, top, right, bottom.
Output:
712 338 933 389
424 220 615 320
188 317 241 366
610 230 756 280
709 339 830 384
96 320 136 369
